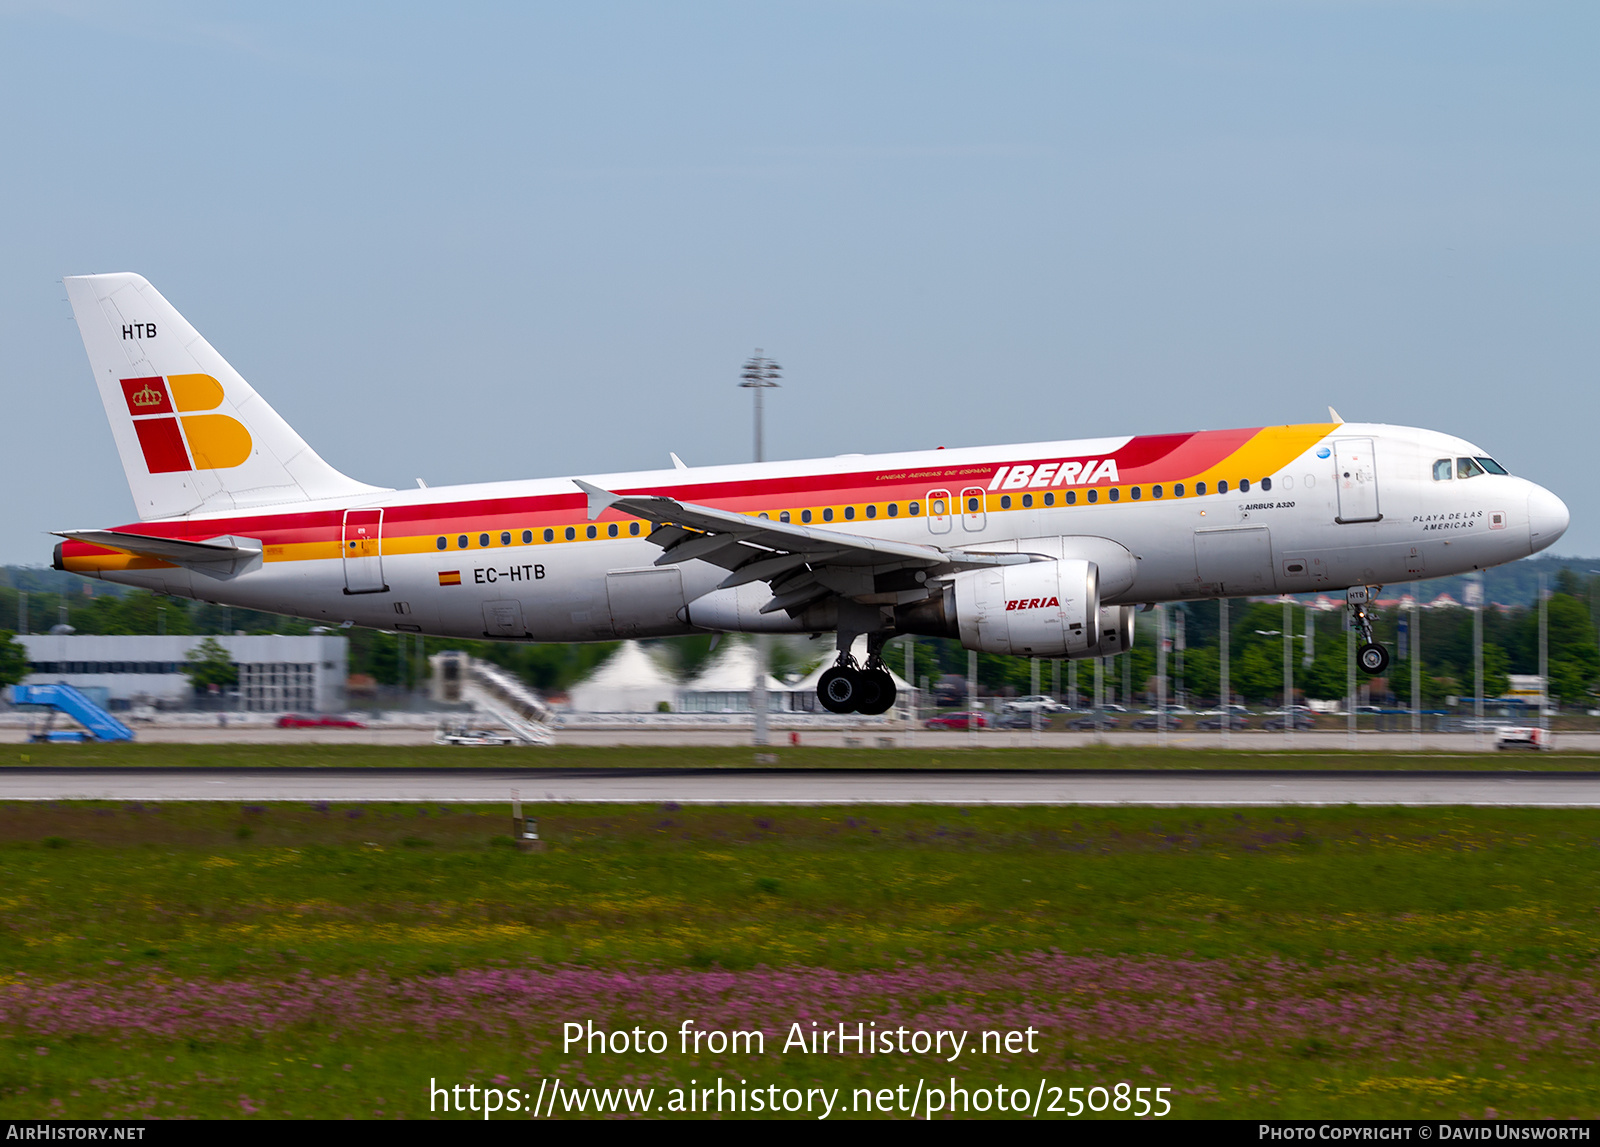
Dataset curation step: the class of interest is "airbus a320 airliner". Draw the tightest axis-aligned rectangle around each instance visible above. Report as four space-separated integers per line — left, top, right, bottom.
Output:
52 273 1569 714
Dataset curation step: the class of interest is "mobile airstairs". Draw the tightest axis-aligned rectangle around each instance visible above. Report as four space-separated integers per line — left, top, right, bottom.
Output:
10 683 136 743
428 652 554 745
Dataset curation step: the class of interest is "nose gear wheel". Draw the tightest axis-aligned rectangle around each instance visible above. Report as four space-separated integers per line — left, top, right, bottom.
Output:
1346 586 1389 677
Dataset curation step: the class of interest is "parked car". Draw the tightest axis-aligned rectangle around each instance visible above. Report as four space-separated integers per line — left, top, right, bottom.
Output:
1130 713 1183 730
1260 714 1315 731
1065 712 1119 730
924 711 988 730
1002 695 1067 714
277 714 367 729
995 711 1043 729
1195 714 1250 731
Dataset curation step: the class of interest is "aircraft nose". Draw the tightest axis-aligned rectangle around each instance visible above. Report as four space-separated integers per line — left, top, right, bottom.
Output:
1527 485 1569 554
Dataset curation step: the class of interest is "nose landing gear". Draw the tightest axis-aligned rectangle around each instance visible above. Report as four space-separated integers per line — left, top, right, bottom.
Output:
1347 585 1391 675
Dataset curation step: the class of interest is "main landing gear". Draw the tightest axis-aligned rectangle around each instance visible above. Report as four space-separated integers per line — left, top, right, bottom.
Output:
816 636 897 716
1347 585 1391 676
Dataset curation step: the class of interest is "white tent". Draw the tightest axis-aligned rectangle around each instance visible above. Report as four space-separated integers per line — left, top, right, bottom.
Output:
678 637 791 713
567 641 680 713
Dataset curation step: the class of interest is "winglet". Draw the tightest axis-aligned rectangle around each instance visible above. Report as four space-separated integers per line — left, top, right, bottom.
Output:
573 478 623 521
1328 406 1344 423
669 452 688 470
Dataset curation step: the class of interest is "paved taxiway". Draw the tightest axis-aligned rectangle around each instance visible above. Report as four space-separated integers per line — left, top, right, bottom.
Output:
4 768 1600 805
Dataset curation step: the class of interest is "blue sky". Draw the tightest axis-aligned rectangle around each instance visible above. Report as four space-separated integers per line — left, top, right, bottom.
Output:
1 1 1595 562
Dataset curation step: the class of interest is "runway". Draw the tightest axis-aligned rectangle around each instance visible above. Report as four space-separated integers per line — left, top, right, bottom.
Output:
4 767 1600 805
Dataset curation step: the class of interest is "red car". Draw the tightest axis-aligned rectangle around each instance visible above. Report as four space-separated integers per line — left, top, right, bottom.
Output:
276 714 367 729
924 711 988 730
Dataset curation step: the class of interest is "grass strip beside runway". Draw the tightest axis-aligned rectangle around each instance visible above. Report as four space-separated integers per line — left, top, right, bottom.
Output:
7 742 1600 771
2 802 1597 1119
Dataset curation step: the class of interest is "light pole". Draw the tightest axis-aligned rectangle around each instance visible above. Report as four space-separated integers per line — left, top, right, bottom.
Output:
1539 573 1549 735
1156 603 1168 747
1466 573 1484 749
739 351 782 463
1219 598 1230 747
1411 583 1422 750
740 350 781 746
1256 623 1306 745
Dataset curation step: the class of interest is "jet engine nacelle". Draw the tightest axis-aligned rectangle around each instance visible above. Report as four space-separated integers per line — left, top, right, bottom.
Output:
1087 604 1136 658
941 559 1098 657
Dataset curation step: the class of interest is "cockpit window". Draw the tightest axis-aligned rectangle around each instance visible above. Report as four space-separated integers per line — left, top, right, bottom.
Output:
1457 457 1485 479
1432 459 1453 481
1475 456 1509 475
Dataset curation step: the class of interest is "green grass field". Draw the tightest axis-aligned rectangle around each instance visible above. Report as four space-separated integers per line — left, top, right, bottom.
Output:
2 798 1599 1119
8 741 1600 771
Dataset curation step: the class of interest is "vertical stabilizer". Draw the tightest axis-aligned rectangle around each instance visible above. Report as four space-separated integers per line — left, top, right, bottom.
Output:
63 273 387 520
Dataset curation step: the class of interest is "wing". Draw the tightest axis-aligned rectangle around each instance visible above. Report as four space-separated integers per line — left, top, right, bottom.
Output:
574 479 1028 616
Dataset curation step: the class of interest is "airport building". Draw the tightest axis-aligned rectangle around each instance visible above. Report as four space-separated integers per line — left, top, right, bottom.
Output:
17 634 348 712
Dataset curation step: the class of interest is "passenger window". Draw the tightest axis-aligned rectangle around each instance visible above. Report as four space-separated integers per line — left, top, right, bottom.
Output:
844 506 855 520
1195 482 1207 496
1174 483 1184 497
544 529 554 542
1108 488 1119 502
801 510 813 523
630 522 640 535
780 511 791 523
1152 485 1163 499
521 530 532 544
1457 457 1484 479
479 533 490 547
586 525 597 539
1239 479 1250 493
1130 487 1141 500
887 504 899 517
1021 493 1033 508
436 537 446 550
1217 480 1228 495
1000 495 1012 509
608 523 618 537
1261 477 1272 492
1043 492 1054 506
1066 491 1076 505
930 498 946 516
967 496 979 512
866 505 877 519
457 535 468 549
759 512 769 519
565 527 575 541
909 502 920 516
1476 456 1509 475
501 531 511 546
1433 459 1453 481
823 508 834 522
1087 489 1098 504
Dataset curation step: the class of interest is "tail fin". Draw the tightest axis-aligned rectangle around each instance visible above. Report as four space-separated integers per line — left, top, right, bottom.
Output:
64 273 387 520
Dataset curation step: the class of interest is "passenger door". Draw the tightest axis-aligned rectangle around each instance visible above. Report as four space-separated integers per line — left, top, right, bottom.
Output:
341 509 386 594
1334 438 1381 523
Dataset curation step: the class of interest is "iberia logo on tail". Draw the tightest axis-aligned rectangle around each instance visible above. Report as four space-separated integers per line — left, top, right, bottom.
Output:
119 375 252 473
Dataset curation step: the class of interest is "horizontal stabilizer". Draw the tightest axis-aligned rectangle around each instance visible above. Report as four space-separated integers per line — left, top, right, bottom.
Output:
55 529 262 577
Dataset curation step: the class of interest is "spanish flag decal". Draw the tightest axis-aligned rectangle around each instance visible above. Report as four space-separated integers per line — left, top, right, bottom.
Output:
120 375 253 473
438 571 461 586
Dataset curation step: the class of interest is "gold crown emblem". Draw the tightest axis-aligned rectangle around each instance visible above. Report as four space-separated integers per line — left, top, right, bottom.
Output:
131 383 164 408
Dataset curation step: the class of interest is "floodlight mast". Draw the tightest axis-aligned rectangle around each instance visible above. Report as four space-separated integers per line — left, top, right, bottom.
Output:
740 350 781 747
739 351 782 463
